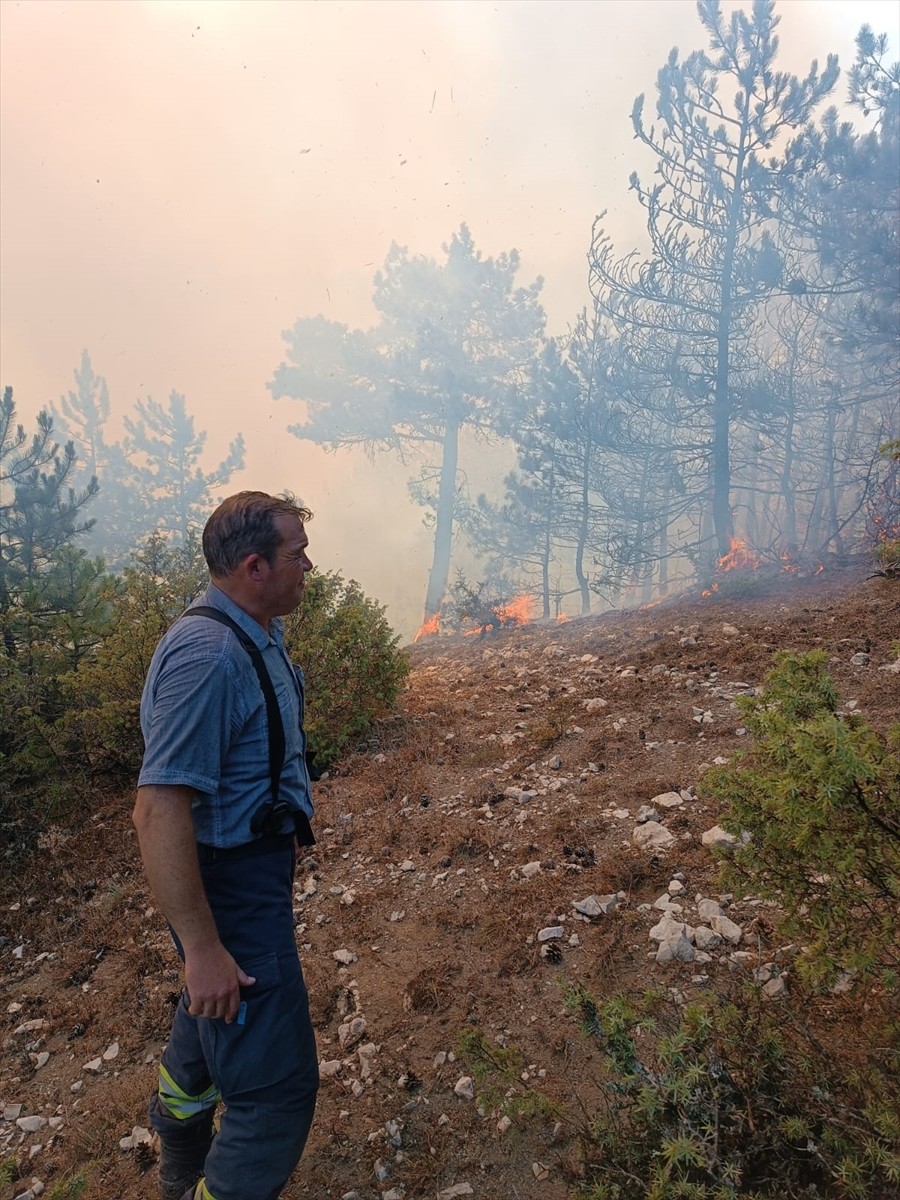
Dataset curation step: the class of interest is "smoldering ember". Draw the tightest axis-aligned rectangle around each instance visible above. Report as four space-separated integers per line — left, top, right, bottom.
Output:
1 1 898 1199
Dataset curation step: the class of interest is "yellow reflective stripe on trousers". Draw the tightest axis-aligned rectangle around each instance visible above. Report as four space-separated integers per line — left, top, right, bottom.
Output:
195 1181 218 1200
158 1062 220 1119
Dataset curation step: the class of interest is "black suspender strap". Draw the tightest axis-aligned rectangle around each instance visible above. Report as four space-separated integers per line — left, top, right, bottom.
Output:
181 606 286 833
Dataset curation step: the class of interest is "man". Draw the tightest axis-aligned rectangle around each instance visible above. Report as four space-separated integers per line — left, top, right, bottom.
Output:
133 492 319 1200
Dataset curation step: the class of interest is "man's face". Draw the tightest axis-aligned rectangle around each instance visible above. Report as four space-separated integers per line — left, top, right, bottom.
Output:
264 515 313 617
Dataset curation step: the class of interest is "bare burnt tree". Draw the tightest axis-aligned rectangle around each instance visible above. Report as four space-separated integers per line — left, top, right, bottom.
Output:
589 0 838 565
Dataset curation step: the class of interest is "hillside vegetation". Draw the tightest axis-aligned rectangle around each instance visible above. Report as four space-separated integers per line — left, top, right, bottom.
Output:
1 566 898 1200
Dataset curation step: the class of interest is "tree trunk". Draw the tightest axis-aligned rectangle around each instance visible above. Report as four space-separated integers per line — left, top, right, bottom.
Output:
712 105 751 557
423 421 460 619
540 455 555 620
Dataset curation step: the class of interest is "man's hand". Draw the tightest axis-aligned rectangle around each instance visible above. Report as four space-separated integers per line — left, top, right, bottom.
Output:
184 942 256 1023
133 785 257 1024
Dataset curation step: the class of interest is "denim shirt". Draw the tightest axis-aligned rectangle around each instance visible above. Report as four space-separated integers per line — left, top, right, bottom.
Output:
138 584 313 848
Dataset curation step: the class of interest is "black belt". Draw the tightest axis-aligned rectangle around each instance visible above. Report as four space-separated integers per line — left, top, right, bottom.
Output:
196 833 295 865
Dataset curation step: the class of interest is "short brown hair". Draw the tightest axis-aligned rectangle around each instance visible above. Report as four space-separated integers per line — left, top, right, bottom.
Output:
202 492 313 577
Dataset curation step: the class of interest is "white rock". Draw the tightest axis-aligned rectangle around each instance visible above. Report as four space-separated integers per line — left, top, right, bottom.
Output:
319 1059 342 1078
16 1116 47 1134
652 791 684 809
635 805 660 823
399 860 416 872
763 975 788 999
519 861 542 878
4 1103 23 1120
655 930 695 964
537 926 564 942
438 1186 474 1198
332 948 358 966
14 1019 48 1035
33 1052 50 1070
83 1058 102 1073
710 914 743 944
338 1017 367 1050
582 698 607 712
573 894 618 917
701 825 737 848
633 822 675 851
454 1076 475 1100
696 898 725 921
102 1042 119 1061
497 1115 512 1134
722 624 740 636
693 926 722 950
119 1125 152 1151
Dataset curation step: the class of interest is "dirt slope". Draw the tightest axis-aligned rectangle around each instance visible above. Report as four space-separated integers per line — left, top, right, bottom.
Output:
2 567 898 1200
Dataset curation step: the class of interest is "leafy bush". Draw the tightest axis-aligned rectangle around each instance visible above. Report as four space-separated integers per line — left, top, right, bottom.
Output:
703 651 899 988
564 984 900 1200
59 534 205 779
284 570 409 766
457 1026 560 1122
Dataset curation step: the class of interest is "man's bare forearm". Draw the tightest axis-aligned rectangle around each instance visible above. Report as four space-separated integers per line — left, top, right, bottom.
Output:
133 784 219 952
133 784 254 1020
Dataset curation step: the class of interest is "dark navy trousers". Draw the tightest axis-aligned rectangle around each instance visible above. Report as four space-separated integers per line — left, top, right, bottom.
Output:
150 837 319 1200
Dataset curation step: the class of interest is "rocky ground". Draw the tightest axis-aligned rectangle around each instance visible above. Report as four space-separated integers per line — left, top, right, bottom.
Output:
1 565 898 1200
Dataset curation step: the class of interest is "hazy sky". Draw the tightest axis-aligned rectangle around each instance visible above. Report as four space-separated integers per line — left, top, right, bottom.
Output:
1 0 897 633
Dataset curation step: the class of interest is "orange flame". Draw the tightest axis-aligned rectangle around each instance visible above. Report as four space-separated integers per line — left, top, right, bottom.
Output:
413 613 440 642
497 594 536 625
462 593 537 636
716 537 760 573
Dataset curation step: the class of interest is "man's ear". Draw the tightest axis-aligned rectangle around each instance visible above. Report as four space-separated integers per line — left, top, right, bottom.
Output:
241 552 266 581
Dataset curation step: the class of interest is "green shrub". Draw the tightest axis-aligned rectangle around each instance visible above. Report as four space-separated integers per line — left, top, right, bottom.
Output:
703 651 899 988
284 570 409 767
457 1026 560 1122
564 984 900 1200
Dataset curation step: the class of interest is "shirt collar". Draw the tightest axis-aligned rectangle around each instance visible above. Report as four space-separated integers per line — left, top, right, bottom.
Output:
199 583 283 650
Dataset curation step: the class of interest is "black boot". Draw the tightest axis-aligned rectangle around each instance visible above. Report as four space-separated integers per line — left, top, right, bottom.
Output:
149 1092 215 1200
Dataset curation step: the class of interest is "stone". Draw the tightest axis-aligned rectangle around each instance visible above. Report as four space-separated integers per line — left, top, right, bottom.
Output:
4 1103 24 1120
652 791 684 809
119 1125 152 1151
83 1058 102 1073
537 926 564 942
763 975 788 999
438 1186 474 1198
696 898 725 921
520 861 542 878
573 894 618 918
849 652 870 666
633 822 675 851
693 926 722 950
635 805 660 823
701 825 737 848
454 1076 475 1100
333 948 358 965
710 914 743 944
655 930 695 964
582 698 607 712
319 1059 342 1078
338 1016 368 1050
16 1116 47 1134
722 624 740 636
102 1041 119 1061
497 1115 512 1135
14 1019 48 1035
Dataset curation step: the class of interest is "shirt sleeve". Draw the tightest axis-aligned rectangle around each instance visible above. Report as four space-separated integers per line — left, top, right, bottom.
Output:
138 648 240 794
